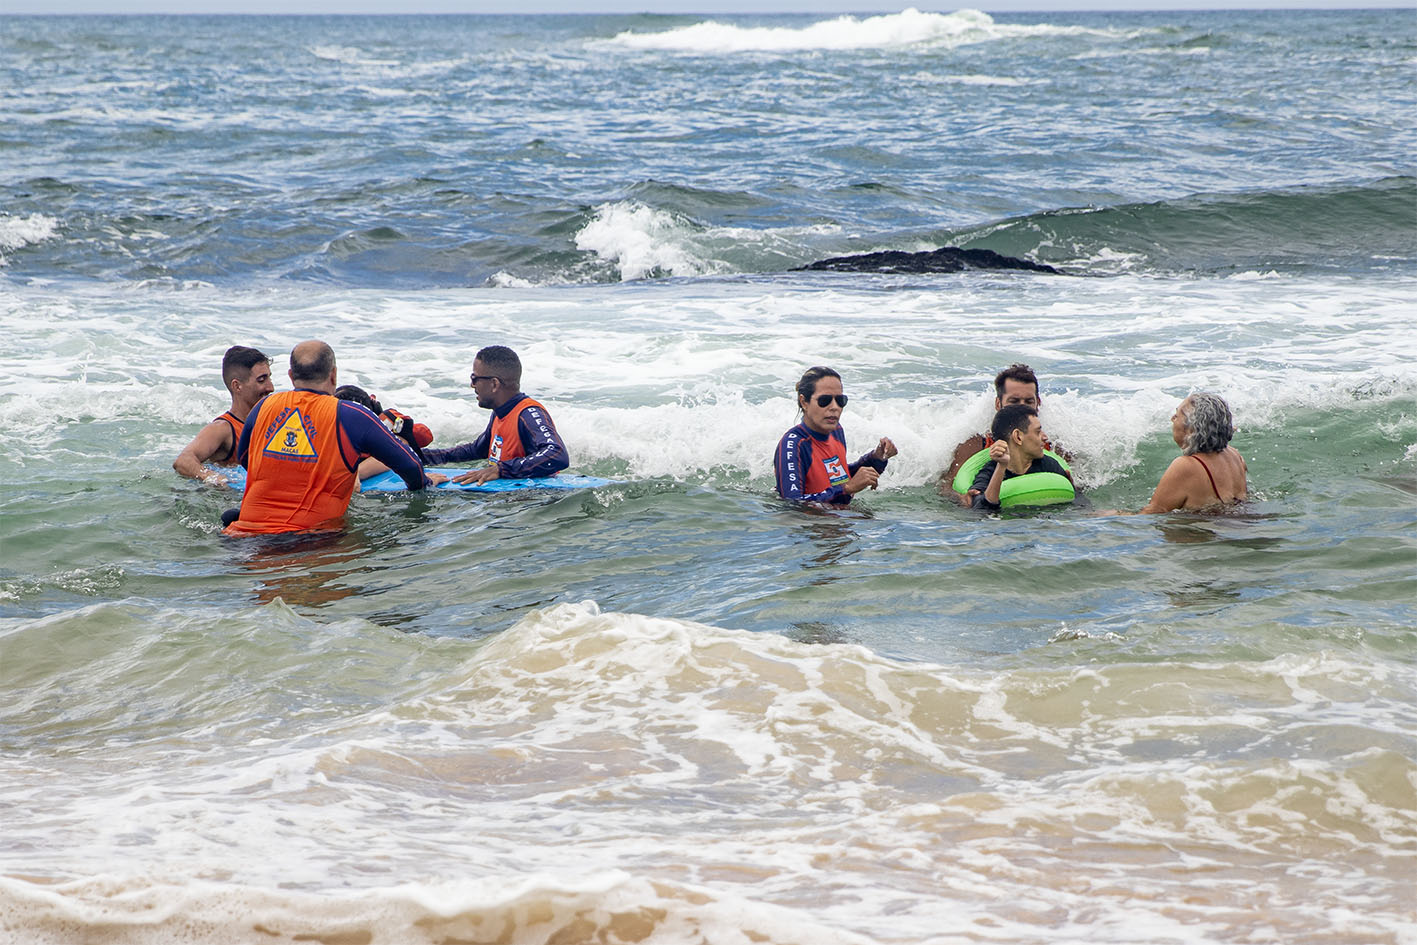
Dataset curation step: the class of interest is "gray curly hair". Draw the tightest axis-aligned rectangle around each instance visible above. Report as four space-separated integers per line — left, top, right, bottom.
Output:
1179 392 1234 455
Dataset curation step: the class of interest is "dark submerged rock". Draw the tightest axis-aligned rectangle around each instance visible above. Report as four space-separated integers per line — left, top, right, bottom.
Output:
797 246 1060 275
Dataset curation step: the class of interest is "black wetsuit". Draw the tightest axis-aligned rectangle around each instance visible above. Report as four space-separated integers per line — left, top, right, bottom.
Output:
970 455 1072 510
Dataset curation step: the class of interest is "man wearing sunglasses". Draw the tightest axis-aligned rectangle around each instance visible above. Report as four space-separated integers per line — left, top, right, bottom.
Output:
420 345 569 485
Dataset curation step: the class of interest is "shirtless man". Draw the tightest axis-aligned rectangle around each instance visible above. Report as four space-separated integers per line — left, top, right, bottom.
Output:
173 345 274 486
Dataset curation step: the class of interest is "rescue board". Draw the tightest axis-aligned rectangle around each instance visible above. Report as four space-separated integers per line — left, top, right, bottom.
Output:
220 466 614 493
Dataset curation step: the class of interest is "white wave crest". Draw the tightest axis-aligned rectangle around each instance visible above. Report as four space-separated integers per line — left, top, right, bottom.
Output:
573 201 839 282
574 203 714 281
608 8 1127 54
0 213 60 264
308 45 400 67
610 8 999 53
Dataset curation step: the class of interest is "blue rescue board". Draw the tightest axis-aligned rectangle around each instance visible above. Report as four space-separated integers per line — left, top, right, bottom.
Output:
220 466 613 493
363 467 613 492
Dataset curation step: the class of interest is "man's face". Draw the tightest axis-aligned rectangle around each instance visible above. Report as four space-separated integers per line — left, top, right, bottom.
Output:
469 359 498 409
995 378 1040 410
1015 415 1046 461
235 362 274 401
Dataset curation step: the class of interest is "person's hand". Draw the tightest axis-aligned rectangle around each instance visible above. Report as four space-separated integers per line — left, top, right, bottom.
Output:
451 465 500 485
873 437 898 461
200 471 229 487
988 440 1010 465
424 471 449 486
844 467 879 494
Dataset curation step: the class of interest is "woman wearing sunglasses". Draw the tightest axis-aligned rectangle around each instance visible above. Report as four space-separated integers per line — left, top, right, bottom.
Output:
773 366 897 504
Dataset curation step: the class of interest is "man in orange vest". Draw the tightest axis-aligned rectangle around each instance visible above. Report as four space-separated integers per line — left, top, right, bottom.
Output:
420 345 569 485
223 340 431 535
173 345 274 487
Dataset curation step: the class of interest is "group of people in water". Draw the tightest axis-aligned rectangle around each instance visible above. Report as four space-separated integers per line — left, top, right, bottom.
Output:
774 361 1247 514
175 343 1248 535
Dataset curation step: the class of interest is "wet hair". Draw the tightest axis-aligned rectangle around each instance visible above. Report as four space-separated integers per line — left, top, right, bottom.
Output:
1179 392 1234 455
994 363 1040 400
289 342 335 384
991 403 1038 444
794 366 841 409
335 384 383 415
475 345 522 387
221 345 269 389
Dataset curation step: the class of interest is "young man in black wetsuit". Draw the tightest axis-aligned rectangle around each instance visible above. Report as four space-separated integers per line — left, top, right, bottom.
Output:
971 404 1073 511
941 362 1070 506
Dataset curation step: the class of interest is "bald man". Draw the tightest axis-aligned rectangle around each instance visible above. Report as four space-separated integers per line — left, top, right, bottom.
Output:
224 340 431 535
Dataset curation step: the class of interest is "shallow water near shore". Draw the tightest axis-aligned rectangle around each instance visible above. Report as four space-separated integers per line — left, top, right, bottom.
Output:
3 8 1416 944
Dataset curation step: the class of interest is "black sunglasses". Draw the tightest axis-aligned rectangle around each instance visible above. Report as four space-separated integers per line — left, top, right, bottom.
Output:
812 394 848 408
469 373 501 385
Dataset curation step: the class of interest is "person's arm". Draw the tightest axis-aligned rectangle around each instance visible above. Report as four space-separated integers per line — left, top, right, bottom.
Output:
942 435 986 505
420 423 490 467
339 403 427 490
1140 456 1196 513
850 436 896 476
941 434 985 491
173 420 236 485
970 443 1010 510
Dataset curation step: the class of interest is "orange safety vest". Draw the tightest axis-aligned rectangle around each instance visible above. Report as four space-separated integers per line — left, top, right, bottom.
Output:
488 396 551 463
225 391 356 535
212 410 245 465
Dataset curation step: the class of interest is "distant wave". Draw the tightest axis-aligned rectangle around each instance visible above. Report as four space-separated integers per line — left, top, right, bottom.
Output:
3 179 1411 287
948 177 1417 275
0 212 59 265
573 200 839 282
307 44 400 67
606 8 1126 54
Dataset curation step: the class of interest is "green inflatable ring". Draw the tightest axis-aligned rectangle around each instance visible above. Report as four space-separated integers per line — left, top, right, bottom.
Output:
951 447 1075 508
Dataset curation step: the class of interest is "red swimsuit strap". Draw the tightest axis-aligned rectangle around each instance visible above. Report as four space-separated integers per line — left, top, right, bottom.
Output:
1192 454 1222 500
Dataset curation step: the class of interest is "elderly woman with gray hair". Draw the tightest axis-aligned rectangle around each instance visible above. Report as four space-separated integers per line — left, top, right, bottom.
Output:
1140 392 1248 513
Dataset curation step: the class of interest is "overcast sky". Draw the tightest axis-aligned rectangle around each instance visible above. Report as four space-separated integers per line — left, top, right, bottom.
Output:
8 1 1411 13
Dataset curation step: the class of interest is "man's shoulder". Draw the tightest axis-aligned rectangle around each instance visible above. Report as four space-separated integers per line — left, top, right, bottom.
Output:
953 433 987 453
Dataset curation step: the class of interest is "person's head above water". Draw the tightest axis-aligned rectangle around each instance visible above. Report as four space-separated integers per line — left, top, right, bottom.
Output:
1174 392 1234 455
468 345 523 410
334 384 382 415
288 340 337 393
991 403 1044 461
794 366 847 435
993 363 1040 410
221 345 273 405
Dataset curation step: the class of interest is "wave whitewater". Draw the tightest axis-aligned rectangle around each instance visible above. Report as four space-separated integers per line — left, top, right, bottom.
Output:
5 178 1408 287
606 8 1131 53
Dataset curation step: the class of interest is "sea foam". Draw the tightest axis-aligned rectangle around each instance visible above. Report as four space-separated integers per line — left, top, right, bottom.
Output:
608 8 1128 54
0 213 59 264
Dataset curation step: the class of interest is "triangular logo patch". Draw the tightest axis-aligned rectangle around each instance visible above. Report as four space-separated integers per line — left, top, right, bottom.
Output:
261 407 319 463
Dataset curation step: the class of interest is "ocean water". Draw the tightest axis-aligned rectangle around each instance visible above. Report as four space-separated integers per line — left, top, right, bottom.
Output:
2 9 1415 944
